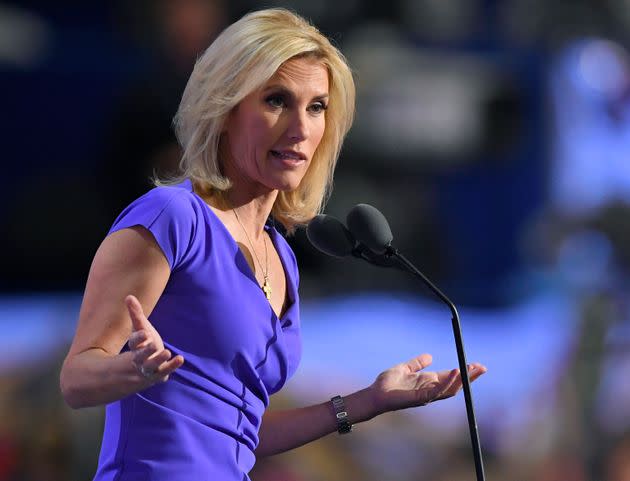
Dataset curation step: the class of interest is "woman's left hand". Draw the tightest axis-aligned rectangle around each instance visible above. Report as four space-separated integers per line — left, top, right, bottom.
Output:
368 353 487 415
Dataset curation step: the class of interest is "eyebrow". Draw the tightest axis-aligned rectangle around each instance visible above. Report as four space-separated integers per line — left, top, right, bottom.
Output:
262 85 329 101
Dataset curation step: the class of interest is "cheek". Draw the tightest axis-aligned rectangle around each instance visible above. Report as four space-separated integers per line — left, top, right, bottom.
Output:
248 116 278 150
229 112 275 154
311 120 326 152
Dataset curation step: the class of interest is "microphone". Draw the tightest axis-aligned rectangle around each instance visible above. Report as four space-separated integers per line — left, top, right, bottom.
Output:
307 204 486 481
306 214 354 257
306 213 400 268
346 204 393 255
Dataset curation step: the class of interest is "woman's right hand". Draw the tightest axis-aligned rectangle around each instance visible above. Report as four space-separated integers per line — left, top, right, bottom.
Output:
61 227 178 408
126 294 185 384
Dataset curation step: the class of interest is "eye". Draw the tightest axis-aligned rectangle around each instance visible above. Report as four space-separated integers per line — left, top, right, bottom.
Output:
265 94 285 109
308 101 328 115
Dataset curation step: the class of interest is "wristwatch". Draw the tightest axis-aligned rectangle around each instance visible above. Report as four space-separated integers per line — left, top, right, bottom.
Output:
331 395 353 434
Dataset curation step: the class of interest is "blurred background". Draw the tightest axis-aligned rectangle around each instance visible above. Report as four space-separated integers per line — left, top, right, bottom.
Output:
2 0 630 479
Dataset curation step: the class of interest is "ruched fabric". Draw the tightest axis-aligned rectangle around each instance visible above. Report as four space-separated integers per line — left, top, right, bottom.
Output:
93 180 302 481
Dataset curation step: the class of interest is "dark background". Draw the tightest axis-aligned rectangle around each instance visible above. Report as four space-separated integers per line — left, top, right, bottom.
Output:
1 1 630 480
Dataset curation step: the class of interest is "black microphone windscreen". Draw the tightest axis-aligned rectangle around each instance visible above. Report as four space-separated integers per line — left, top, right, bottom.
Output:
346 204 393 254
306 214 355 258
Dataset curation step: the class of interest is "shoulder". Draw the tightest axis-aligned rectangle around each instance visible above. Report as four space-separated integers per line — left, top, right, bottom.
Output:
112 181 202 228
135 182 200 218
109 180 205 270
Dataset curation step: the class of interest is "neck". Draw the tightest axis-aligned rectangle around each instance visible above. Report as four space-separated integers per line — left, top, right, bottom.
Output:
196 177 278 241
227 190 278 240
211 150 280 239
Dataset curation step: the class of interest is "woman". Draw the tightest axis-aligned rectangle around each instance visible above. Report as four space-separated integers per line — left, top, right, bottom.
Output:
60 8 486 480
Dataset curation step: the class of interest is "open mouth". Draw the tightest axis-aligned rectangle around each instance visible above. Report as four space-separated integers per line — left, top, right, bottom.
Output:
270 150 305 162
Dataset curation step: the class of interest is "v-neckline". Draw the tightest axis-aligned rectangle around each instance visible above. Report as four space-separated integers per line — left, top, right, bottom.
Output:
187 181 296 322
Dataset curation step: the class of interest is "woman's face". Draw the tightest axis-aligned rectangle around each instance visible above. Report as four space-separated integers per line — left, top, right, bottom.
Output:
222 56 329 194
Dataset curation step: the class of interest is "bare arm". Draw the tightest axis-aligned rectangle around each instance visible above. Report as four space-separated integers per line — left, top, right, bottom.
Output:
256 355 487 457
60 226 184 409
255 387 376 457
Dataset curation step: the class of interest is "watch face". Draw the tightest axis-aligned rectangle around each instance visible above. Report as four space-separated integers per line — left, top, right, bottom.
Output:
338 421 352 434
331 396 353 434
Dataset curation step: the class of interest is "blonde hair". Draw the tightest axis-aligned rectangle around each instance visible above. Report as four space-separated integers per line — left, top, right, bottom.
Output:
164 8 355 234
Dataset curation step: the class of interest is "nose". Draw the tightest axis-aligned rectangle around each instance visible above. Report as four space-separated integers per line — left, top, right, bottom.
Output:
287 110 309 142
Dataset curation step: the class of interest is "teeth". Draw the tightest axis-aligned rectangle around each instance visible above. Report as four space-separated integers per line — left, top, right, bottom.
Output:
272 150 300 160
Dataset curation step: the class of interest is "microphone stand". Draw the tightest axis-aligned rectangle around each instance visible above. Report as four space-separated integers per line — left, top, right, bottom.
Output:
381 246 486 481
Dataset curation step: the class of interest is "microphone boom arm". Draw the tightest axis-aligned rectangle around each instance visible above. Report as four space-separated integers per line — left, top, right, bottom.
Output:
351 244 404 269
383 246 486 481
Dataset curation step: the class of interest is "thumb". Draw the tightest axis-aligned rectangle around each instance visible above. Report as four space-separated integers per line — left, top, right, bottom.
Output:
125 295 151 332
405 353 433 373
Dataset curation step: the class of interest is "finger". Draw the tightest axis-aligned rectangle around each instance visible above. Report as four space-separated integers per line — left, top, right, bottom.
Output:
142 349 173 372
154 355 185 381
132 342 158 367
440 365 480 399
127 330 149 350
126 295 151 333
433 368 460 400
435 367 460 385
469 364 488 382
405 353 433 373
473 363 487 374
460 364 485 382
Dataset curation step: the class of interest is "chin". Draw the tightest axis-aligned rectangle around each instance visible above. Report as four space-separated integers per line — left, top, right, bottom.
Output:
275 182 302 193
268 173 307 192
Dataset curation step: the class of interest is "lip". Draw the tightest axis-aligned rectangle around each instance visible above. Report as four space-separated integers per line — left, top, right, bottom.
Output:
270 149 307 161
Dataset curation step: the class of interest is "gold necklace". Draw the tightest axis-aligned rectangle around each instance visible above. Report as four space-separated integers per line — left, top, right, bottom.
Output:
232 207 272 300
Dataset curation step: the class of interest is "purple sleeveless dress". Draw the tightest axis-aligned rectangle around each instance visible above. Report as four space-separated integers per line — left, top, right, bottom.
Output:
93 179 302 481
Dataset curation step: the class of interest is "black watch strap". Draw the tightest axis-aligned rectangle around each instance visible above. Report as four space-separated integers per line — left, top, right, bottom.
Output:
331 395 353 435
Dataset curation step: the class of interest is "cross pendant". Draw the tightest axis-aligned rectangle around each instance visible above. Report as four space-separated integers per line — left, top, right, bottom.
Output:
262 278 272 300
